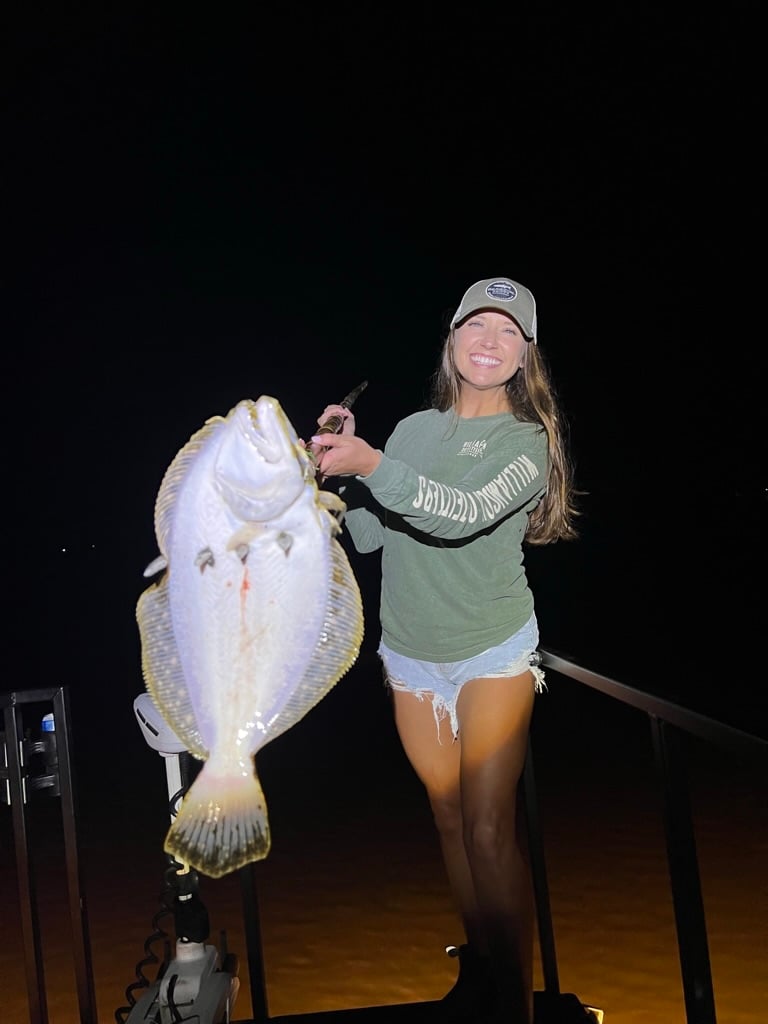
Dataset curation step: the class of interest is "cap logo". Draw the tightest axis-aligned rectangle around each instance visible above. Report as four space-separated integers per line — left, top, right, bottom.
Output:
485 281 517 302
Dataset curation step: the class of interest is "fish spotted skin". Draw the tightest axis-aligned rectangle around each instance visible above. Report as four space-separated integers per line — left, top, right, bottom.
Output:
136 396 363 877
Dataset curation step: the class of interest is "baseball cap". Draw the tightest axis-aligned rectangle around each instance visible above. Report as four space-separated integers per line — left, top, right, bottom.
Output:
450 277 538 343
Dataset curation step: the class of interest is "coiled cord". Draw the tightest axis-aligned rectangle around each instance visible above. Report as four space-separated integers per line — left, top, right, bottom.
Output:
113 777 190 1023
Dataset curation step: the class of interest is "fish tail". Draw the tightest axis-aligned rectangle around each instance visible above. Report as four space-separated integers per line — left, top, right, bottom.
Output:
164 763 270 878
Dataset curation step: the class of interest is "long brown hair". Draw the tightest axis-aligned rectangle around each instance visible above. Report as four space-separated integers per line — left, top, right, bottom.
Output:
430 326 580 544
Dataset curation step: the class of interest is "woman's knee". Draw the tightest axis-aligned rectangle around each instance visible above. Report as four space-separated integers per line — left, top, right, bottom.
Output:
462 809 518 865
428 789 463 838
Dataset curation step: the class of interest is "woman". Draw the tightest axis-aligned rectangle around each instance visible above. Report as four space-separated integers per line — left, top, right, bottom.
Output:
311 277 579 1023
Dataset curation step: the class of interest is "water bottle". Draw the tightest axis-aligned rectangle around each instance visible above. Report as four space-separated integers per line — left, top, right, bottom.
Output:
40 712 60 796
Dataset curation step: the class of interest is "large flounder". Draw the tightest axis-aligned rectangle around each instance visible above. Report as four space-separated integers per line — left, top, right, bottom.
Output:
136 396 363 877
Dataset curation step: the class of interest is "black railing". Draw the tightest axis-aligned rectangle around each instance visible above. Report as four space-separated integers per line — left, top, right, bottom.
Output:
1 687 97 1024
529 648 768 1024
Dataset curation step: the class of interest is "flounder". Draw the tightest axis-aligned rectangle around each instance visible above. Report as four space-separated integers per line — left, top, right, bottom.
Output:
136 396 363 877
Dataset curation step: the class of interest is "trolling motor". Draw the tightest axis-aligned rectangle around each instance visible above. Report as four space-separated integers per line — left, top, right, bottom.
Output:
121 693 240 1024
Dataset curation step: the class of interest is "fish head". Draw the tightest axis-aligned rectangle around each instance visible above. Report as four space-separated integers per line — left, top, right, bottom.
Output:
214 396 313 521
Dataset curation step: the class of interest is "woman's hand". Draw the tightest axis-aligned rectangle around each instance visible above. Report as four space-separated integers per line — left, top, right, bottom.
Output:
318 404 357 436
310 431 382 479
305 404 356 461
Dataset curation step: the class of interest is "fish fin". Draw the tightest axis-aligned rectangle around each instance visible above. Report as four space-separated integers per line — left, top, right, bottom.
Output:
143 554 168 578
154 415 226 555
318 491 346 513
164 763 270 877
267 538 364 741
135 575 208 759
194 546 215 571
318 490 347 534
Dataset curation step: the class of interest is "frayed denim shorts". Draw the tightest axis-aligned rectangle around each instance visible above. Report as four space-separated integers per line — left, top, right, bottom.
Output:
378 613 545 742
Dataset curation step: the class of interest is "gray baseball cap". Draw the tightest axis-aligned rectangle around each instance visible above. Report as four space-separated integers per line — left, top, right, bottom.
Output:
450 277 538 343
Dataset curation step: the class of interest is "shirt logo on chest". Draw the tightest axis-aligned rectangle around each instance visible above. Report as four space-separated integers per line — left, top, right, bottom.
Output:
457 439 487 459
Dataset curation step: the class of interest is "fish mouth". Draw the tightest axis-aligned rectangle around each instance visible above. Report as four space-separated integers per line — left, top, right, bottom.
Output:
238 397 293 463
215 397 305 519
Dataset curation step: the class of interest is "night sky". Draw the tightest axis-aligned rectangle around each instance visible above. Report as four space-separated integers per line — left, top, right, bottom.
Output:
6 5 765 747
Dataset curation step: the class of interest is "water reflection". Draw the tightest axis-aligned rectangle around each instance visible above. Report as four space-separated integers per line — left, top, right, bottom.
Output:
1 666 765 1024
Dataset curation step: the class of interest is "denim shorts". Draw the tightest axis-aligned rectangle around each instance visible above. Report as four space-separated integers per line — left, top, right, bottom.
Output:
378 613 545 742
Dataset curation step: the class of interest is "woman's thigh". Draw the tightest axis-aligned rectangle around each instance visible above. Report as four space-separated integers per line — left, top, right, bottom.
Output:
456 672 536 808
391 688 461 797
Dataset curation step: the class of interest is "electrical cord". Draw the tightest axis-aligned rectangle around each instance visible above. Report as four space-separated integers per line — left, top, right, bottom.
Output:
113 851 187 1022
114 779 190 1023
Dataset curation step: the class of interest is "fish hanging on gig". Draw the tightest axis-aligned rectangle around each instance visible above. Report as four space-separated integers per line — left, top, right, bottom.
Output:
136 394 364 878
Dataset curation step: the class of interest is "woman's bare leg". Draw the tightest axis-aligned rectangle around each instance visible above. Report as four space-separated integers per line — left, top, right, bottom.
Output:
456 671 536 1021
390 690 485 945
391 674 536 1021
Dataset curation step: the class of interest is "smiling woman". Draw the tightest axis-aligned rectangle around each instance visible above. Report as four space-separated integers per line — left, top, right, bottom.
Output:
307 276 582 1023
452 311 529 412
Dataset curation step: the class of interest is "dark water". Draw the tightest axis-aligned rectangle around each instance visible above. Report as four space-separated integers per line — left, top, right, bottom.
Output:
3 645 766 1024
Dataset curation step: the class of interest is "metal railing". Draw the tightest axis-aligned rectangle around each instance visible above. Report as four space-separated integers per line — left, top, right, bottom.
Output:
527 648 768 1024
1 686 97 1024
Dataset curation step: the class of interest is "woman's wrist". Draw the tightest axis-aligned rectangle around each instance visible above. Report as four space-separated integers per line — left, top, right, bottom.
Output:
358 447 383 478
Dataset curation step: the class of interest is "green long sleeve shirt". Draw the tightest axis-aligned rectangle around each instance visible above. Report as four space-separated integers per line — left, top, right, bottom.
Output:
342 408 548 662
